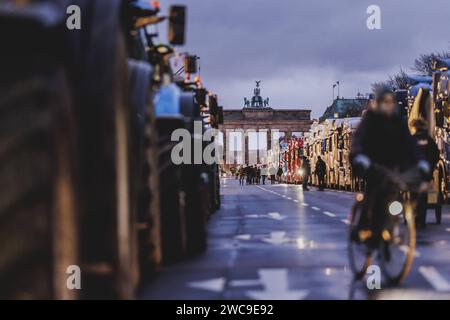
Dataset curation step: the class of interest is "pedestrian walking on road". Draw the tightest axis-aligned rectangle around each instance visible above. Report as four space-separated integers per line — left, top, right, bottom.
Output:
270 165 276 184
277 166 283 184
256 166 261 184
411 118 440 229
261 166 268 185
245 165 251 185
239 166 245 186
301 156 311 191
315 156 327 191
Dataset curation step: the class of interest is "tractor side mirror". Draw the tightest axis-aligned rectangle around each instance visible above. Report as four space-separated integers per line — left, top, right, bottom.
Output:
218 107 224 124
209 95 218 114
168 5 186 46
184 55 198 74
196 88 207 106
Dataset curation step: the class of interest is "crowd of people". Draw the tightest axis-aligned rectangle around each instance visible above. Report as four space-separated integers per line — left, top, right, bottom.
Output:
234 156 328 192
235 165 288 185
237 165 270 185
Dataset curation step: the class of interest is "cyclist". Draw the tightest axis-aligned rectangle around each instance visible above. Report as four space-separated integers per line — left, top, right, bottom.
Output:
350 88 429 246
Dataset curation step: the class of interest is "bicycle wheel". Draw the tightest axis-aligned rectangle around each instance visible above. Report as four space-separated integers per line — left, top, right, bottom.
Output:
379 200 416 284
348 201 372 279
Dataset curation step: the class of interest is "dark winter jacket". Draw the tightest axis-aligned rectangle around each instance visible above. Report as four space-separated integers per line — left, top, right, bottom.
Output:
315 159 326 177
413 131 440 180
350 110 420 173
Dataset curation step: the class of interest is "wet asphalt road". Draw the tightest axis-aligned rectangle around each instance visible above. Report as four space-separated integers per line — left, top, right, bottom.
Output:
140 178 450 300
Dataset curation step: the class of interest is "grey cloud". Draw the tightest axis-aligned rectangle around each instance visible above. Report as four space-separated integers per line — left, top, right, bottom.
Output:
161 0 450 117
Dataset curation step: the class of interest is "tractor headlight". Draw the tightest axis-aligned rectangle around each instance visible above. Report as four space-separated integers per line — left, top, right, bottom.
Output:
388 201 403 216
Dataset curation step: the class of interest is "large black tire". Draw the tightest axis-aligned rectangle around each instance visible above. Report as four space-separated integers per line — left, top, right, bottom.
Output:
156 118 187 263
0 69 79 299
0 1 80 299
68 2 140 298
127 59 162 281
183 166 209 256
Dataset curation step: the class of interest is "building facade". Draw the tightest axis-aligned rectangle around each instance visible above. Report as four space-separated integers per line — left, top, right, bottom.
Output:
219 82 312 168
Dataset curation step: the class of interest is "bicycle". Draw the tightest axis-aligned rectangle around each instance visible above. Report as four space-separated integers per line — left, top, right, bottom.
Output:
348 163 424 285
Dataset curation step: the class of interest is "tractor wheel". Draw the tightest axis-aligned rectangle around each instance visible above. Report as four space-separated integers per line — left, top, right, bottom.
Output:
0 69 78 299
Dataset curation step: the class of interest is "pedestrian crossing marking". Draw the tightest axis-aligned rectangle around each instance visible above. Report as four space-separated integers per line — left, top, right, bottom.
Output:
419 266 450 292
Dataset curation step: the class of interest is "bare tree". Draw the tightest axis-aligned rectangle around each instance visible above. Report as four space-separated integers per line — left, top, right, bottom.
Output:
371 81 392 94
387 68 409 90
412 51 450 76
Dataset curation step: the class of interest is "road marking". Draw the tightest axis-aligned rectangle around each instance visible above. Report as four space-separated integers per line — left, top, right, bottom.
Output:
341 219 351 225
281 195 286 198
419 266 450 292
188 278 225 292
446 228 450 233
267 212 286 221
246 269 309 300
287 197 292 200
261 231 289 245
229 279 262 287
323 211 336 217
311 206 320 211
293 199 299 203
302 203 309 207
235 234 251 241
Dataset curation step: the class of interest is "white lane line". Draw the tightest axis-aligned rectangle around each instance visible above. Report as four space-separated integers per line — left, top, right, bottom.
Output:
293 199 299 203
419 266 450 292
311 206 320 211
323 211 336 217
287 197 292 200
235 234 252 241
229 279 262 287
281 195 286 198
341 219 351 225
301 203 309 207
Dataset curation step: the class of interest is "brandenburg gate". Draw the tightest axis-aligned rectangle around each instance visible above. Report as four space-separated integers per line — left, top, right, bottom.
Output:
219 81 312 169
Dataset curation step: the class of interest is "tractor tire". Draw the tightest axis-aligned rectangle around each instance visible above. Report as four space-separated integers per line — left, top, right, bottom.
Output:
183 166 209 256
127 59 162 281
156 118 187 263
74 28 139 299
0 69 79 299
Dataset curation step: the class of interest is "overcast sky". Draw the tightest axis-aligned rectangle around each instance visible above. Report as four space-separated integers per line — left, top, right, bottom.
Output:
160 0 450 118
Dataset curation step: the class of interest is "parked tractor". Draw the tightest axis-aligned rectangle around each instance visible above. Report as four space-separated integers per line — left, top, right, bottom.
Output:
0 0 220 299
